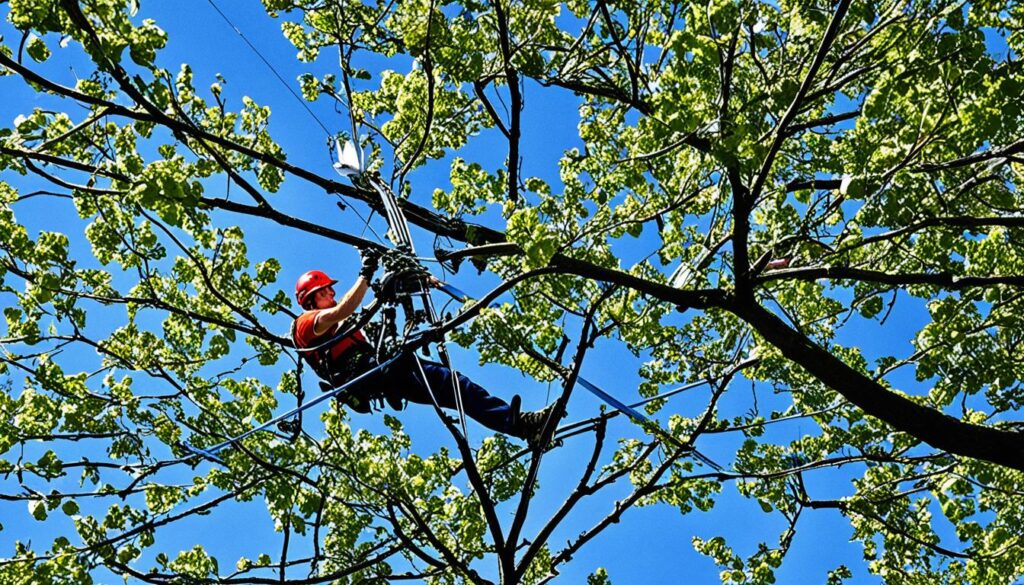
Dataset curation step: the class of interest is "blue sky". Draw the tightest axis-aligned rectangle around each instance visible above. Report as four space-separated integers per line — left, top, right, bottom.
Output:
0 1 959 582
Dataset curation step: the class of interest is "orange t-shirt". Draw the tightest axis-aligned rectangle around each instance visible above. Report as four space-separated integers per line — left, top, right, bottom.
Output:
292 310 368 375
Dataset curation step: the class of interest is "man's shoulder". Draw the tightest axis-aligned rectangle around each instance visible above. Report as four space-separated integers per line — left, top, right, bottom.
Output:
295 309 319 325
293 310 322 346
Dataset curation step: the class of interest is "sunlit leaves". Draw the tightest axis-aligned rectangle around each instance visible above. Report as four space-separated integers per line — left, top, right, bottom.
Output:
476 435 527 501
693 534 785 585
25 34 50 62
432 158 506 216
449 298 565 381
588 567 612 585
507 205 560 268
168 545 220 581
1 0 1023 583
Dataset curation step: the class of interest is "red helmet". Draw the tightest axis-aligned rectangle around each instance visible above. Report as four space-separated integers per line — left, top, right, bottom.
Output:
295 270 338 307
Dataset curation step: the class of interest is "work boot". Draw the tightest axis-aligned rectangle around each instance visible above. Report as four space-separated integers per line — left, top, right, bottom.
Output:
511 401 564 448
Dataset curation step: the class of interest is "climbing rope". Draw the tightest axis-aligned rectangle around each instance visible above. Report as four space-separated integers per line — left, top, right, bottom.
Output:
360 173 471 439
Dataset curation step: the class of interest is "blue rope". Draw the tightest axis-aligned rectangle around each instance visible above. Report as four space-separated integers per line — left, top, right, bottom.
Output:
182 354 402 461
429 283 646 424
437 282 471 302
576 376 649 423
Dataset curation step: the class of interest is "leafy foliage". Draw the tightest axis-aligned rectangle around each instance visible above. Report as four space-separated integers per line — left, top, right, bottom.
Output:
2 0 1024 583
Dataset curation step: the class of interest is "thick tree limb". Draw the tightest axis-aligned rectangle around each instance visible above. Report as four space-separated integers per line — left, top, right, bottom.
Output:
731 299 1024 471
915 138 1024 173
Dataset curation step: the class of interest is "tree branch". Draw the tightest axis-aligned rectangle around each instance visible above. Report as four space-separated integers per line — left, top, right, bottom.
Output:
730 298 1024 471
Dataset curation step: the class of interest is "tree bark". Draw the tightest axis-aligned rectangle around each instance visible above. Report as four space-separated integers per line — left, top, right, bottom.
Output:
731 298 1024 471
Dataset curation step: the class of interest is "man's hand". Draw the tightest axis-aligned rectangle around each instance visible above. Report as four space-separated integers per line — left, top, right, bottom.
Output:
358 248 381 281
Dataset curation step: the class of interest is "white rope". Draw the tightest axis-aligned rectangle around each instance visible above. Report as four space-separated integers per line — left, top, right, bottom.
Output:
331 37 469 441
412 353 467 441
365 172 469 440
423 291 469 440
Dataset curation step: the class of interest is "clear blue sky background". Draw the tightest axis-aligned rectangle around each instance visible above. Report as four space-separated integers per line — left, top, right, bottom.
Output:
2 1 980 582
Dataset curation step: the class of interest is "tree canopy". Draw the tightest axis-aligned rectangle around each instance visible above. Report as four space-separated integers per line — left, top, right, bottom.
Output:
2 0 1024 583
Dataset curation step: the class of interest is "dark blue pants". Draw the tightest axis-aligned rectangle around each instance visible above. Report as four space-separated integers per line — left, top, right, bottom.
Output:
350 353 515 434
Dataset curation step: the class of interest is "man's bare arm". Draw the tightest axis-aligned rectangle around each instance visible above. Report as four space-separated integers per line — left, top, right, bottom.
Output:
312 277 371 336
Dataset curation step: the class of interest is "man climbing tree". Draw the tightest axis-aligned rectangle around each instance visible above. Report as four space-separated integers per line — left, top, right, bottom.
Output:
291 251 558 446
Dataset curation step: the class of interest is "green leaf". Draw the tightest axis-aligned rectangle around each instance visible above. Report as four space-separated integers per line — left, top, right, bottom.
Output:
26 35 50 63
29 500 48 521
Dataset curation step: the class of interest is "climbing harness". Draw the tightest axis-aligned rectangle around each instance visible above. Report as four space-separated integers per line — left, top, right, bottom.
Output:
180 259 438 463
